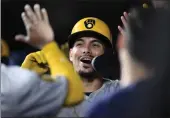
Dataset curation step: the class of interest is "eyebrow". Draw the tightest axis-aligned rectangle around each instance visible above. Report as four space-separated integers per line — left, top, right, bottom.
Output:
91 40 105 49
74 38 104 47
75 38 84 42
76 38 102 43
91 40 103 44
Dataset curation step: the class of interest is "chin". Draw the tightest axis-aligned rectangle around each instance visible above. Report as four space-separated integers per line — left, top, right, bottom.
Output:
78 69 97 78
82 68 94 73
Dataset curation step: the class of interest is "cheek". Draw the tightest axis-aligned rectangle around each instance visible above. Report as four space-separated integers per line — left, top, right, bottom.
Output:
71 48 81 61
92 48 104 56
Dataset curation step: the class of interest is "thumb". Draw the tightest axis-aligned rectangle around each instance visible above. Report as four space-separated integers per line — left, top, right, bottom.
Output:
15 34 29 42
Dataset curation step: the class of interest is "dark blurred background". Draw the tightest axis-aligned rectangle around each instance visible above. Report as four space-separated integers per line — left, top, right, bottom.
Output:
2 0 152 49
1 0 152 78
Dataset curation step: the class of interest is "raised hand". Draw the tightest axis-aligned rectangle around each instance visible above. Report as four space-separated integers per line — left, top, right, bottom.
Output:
118 12 129 36
15 4 54 49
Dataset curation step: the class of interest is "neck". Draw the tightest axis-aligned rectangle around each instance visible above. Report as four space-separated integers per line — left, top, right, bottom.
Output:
82 77 103 93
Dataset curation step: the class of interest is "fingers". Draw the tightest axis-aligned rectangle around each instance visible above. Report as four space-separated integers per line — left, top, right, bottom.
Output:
24 5 37 23
121 11 130 27
120 12 128 26
36 51 47 64
118 11 130 34
118 14 127 35
15 12 30 43
23 4 48 24
32 51 47 65
121 16 126 27
32 52 42 64
34 4 42 20
123 12 128 21
118 26 124 35
41 8 49 23
23 4 48 23
21 12 31 30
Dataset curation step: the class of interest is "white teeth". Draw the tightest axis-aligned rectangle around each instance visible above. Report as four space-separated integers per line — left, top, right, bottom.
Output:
83 58 91 61
80 57 93 63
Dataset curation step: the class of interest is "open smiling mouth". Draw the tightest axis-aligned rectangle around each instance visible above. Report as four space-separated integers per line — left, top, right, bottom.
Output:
80 56 93 64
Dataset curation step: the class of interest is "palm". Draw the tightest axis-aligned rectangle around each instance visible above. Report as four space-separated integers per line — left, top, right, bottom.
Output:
27 22 54 47
15 4 54 49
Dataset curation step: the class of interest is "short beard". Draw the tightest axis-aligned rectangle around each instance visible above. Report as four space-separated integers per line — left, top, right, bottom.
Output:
78 70 100 81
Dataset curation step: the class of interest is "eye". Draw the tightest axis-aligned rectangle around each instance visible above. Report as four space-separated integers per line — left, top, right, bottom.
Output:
74 41 83 47
92 42 102 48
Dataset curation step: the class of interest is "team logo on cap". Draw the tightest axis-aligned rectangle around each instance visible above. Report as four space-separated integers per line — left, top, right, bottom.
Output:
84 19 95 29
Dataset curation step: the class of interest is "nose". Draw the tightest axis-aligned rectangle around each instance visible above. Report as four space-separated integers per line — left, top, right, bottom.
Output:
82 44 91 54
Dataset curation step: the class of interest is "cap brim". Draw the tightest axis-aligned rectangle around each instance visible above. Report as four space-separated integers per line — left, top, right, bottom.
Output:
68 30 112 49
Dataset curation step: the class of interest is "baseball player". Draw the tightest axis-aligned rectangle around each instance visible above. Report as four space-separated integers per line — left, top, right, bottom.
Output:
57 17 120 117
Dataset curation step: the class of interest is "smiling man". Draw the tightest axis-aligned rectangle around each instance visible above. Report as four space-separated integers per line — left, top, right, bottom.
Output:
56 17 120 117
68 17 116 94
70 37 104 79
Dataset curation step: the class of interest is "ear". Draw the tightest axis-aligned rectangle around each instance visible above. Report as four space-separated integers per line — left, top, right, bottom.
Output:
116 33 125 50
69 49 73 62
